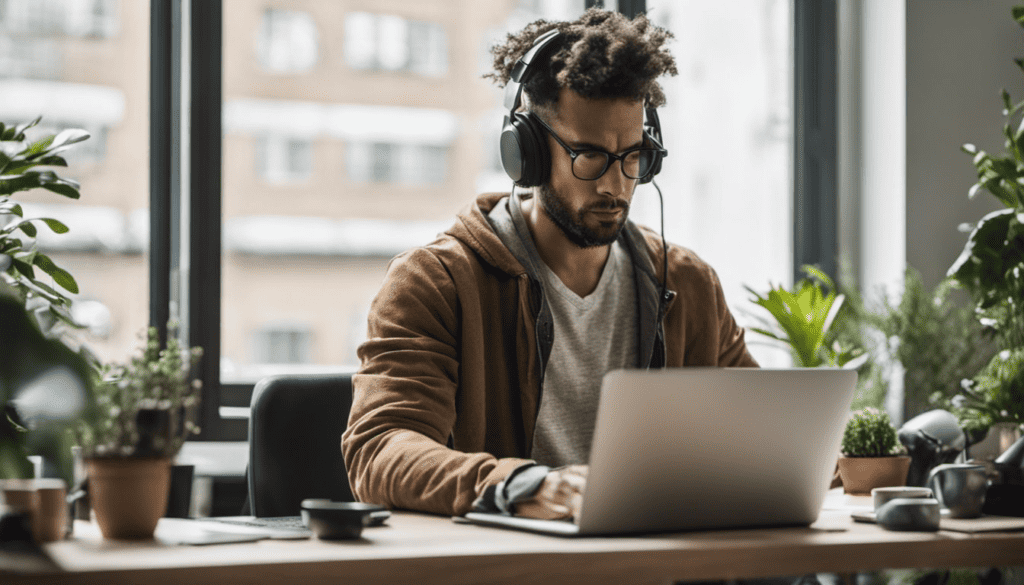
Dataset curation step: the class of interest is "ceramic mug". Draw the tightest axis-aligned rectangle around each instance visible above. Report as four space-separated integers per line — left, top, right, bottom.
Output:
872 486 933 511
0 478 68 542
926 463 987 518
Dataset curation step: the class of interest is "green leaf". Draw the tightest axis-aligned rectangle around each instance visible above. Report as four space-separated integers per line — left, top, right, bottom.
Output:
0 172 45 195
23 134 55 158
11 116 41 141
32 155 68 168
1014 5 1024 27
1003 89 1013 113
2 218 40 238
41 180 81 199
0 202 21 217
33 254 78 293
42 129 90 155
39 218 69 234
12 257 35 279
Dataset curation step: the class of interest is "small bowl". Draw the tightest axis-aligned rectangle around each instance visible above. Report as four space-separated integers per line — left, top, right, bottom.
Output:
872 486 933 510
300 499 386 540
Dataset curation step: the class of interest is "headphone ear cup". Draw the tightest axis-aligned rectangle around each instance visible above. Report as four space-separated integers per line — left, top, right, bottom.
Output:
639 108 664 185
506 112 550 187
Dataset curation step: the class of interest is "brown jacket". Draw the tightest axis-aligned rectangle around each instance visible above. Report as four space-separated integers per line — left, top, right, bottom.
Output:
342 193 757 516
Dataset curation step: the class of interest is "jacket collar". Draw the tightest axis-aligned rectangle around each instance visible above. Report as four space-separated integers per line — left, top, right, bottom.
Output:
464 191 675 368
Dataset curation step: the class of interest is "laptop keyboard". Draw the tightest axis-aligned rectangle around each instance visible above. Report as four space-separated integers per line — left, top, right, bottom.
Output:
211 516 310 532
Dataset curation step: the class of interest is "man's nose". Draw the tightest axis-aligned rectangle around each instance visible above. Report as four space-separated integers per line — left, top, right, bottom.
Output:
595 159 633 197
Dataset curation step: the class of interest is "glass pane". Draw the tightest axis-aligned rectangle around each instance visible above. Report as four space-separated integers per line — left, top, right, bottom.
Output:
0 0 149 365
221 0 586 382
641 0 795 367
220 0 793 382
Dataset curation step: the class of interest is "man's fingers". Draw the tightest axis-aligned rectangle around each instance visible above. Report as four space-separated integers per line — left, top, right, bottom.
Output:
516 500 573 520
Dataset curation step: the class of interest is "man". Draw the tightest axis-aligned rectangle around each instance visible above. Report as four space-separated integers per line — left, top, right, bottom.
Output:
342 9 757 521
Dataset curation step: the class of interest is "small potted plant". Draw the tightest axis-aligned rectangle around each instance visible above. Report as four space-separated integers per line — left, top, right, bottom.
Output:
837 407 911 494
74 326 202 539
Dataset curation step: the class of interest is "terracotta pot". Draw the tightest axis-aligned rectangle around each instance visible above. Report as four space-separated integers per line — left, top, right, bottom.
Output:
86 457 171 539
836 455 911 495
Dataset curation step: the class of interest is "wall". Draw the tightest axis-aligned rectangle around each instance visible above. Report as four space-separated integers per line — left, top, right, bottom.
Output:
906 0 1022 292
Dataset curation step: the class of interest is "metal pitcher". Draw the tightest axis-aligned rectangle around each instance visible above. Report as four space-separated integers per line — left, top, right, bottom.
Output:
926 463 987 518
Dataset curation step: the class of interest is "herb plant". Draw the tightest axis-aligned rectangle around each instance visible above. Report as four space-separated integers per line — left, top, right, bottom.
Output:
841 407 903 458
76 326 203 459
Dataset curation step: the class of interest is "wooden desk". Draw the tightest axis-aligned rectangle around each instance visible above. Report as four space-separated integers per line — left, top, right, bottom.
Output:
7 493 1024 585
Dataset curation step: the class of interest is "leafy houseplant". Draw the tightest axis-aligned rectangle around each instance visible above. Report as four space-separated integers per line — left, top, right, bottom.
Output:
1 117 95 484
1 117 89 331
836 408 911 494
746 265 864 368
75 326 202 539
946 5 1024 437
837 267 997 419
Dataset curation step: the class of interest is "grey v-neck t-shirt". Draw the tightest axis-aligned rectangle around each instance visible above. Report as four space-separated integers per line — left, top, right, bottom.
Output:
489 196 638 467
530 239 637 466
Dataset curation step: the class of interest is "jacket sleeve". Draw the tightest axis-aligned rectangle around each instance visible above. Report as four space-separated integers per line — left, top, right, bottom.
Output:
341 248 530 516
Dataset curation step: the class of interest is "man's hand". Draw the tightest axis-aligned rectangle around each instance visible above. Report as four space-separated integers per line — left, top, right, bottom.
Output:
514 465 588 520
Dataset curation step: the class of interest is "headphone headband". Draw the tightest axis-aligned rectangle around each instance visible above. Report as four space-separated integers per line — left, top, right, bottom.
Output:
503 29 561 114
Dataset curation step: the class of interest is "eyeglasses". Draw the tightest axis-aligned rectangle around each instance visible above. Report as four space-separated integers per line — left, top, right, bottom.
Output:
534 115 666 181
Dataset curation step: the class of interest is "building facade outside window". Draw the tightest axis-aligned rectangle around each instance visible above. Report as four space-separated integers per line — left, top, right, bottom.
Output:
256 8 318 73
344 11 448 77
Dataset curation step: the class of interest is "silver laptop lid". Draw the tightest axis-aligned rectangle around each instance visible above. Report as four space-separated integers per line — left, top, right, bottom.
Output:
576 367 857 535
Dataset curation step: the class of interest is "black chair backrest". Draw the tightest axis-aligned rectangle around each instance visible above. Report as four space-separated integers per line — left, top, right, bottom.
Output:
247 373 355 517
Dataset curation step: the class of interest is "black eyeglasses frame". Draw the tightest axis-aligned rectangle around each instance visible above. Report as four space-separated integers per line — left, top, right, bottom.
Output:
533 114 667 181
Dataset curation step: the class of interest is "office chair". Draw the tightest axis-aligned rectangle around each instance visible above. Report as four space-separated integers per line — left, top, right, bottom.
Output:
246 373 356 517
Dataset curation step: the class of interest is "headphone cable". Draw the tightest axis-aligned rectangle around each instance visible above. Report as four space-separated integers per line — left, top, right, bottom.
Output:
652 179 668 320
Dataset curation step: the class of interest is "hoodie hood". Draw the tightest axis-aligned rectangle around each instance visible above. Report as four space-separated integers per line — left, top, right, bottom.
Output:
445 192 527 278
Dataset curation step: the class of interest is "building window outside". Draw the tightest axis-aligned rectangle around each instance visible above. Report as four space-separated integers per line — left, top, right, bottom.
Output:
253 326 312 365
346 142 449 185
256 8 318 73
255 134 312 184
0 0 117 38
344 12 447 77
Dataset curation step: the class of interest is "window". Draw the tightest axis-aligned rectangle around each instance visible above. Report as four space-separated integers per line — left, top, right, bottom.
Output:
642 0 795 366
344 12 448 77
0 0 144 369
256 134 312 184
256 8 318 73
347 142 449 185
253 325 312 364
0 0 117 38
149 0 824 441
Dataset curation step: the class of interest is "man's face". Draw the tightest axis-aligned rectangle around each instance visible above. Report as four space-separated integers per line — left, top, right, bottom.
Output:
536 88 645 248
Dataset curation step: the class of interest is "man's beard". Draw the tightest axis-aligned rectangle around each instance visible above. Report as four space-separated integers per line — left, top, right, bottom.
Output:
538 182 629 248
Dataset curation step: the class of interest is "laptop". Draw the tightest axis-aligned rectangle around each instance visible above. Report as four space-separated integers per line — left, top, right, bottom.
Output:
463 367 857 536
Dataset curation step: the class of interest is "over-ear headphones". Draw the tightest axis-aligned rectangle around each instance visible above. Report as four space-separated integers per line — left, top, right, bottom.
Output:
499 29 666 187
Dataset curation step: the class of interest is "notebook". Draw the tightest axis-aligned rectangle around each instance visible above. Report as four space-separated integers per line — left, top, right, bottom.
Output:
463 367 858 536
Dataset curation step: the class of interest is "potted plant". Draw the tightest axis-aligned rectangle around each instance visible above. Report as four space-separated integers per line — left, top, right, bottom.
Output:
745 264 864 368
837 407 911 494
945 5 1024 454
74 326 202 539
2 117 97 484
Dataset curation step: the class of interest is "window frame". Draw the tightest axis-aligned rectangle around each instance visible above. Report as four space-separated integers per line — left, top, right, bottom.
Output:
152 0 838 441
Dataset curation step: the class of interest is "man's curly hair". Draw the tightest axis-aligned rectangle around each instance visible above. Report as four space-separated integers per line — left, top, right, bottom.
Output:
485 8 677 111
